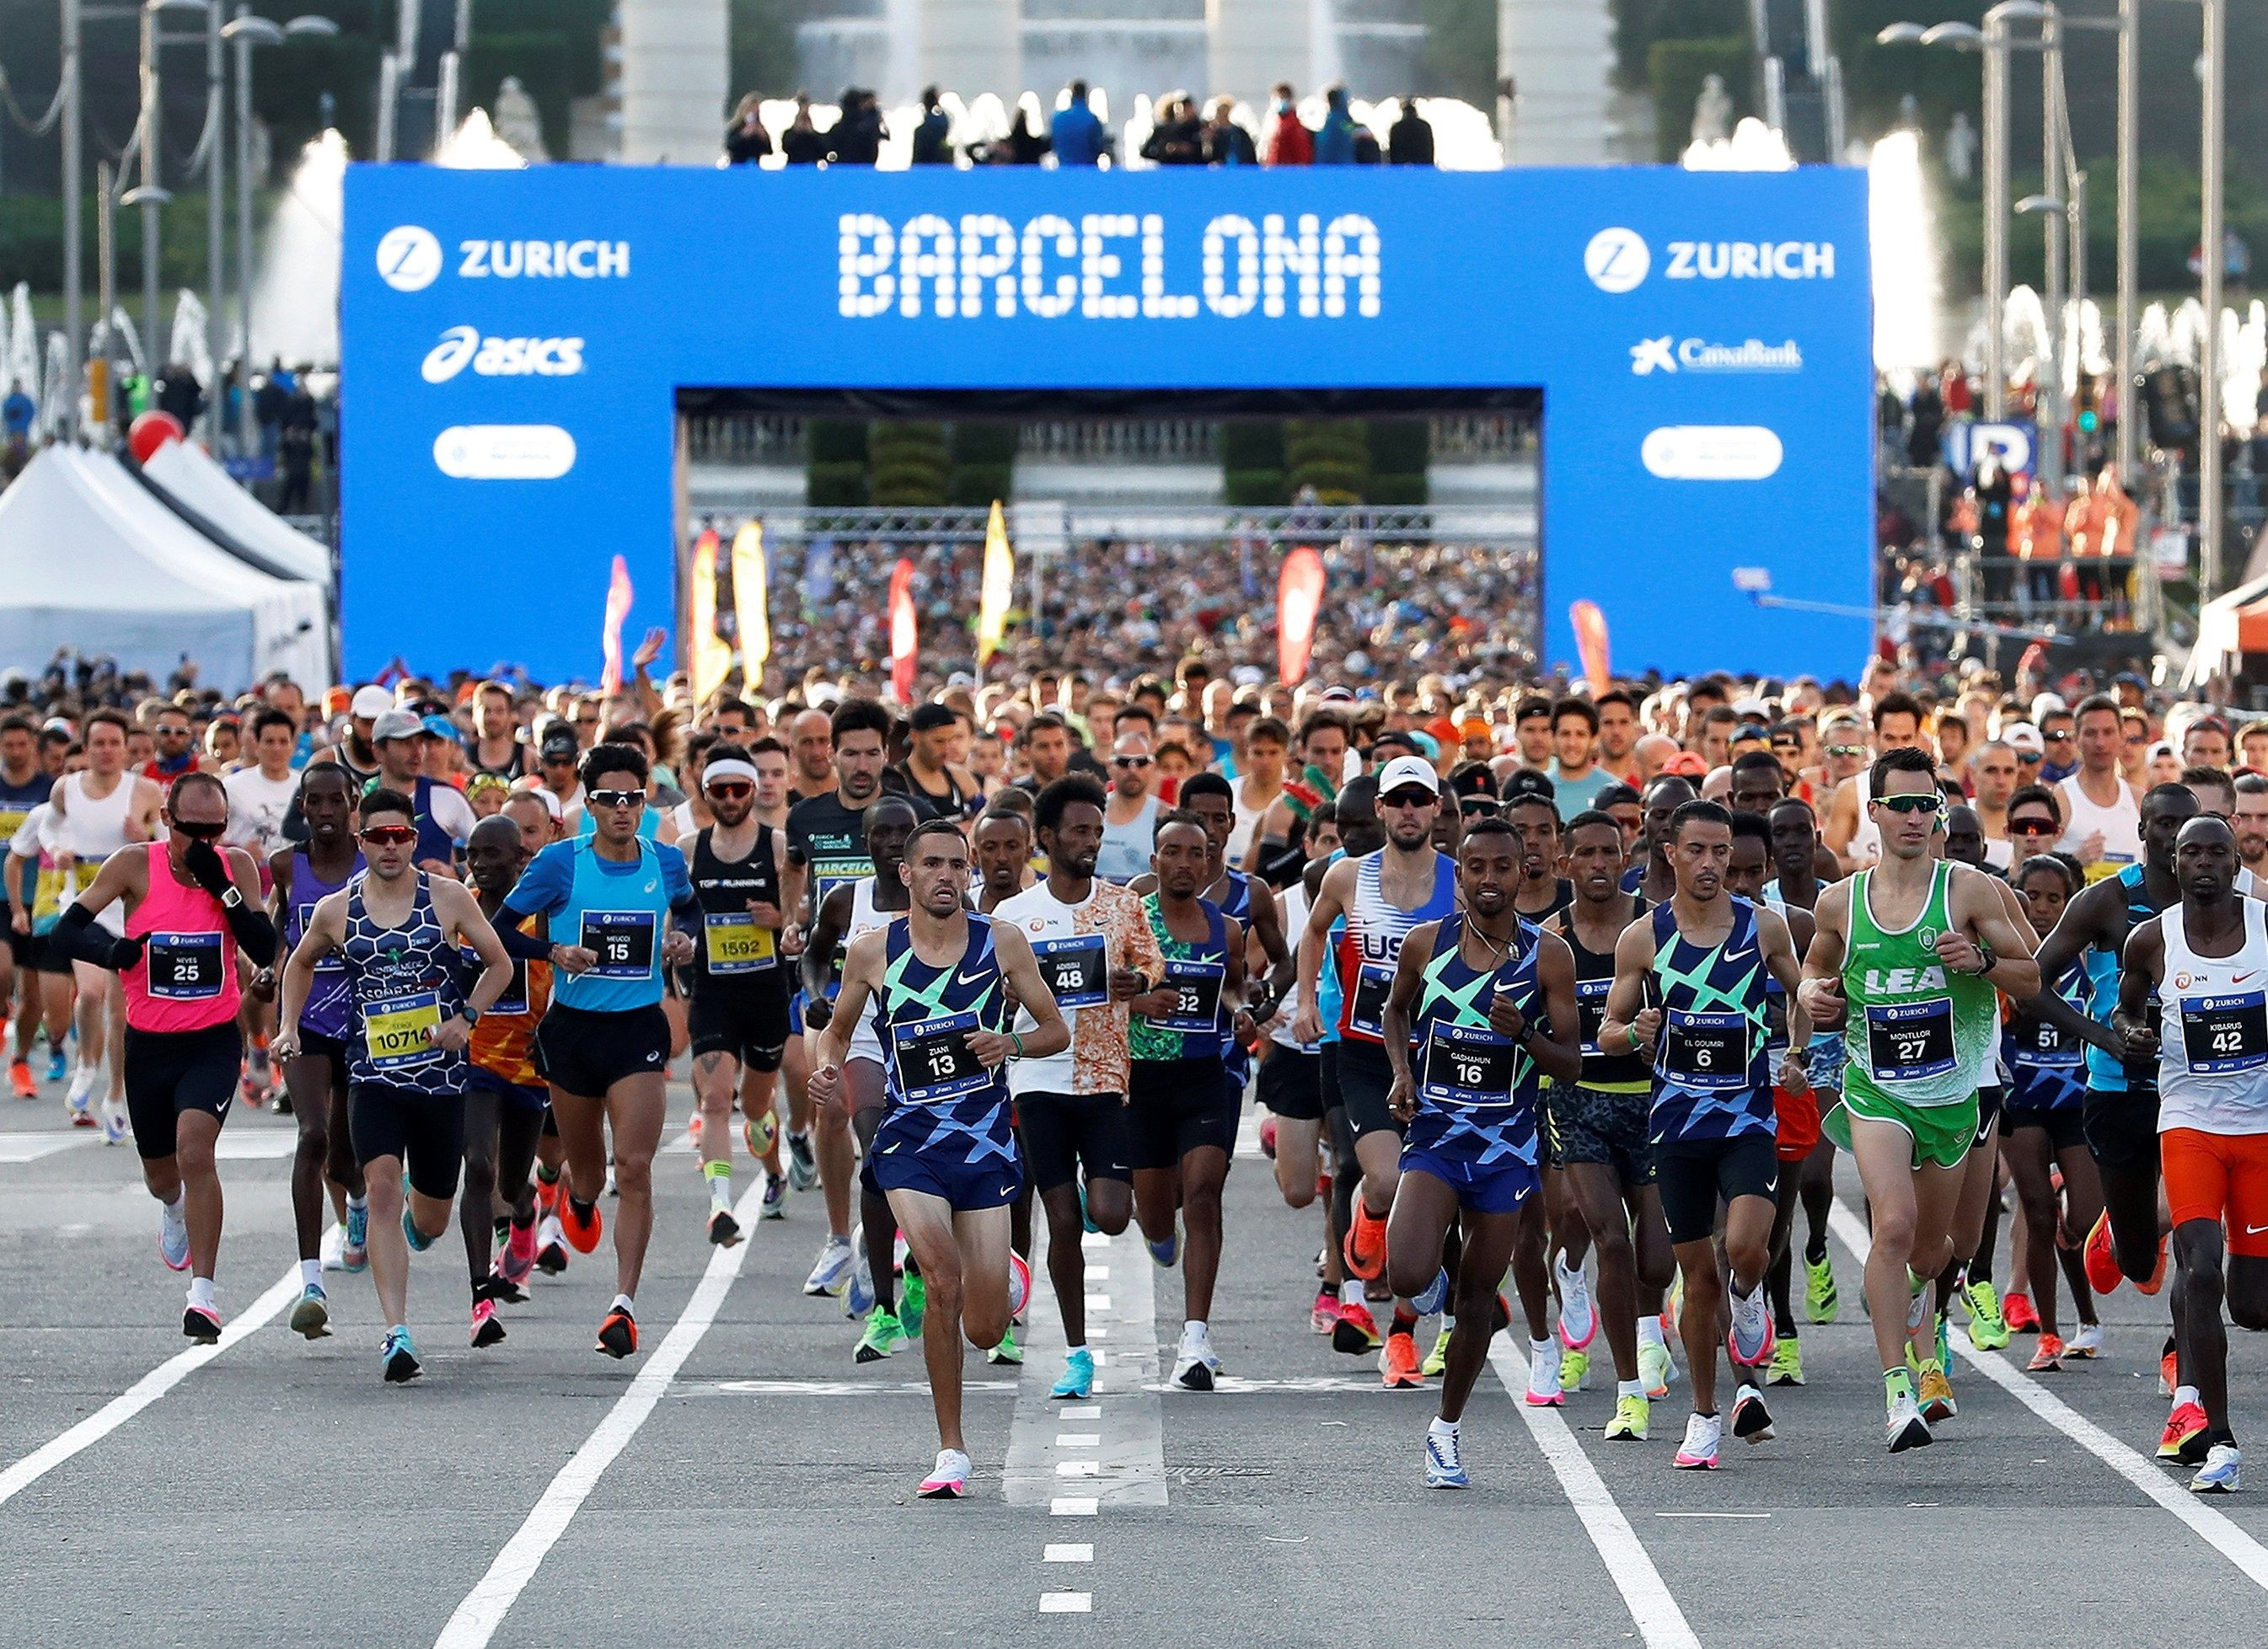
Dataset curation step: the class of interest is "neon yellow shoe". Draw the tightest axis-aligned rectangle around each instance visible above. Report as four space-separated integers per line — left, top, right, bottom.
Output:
1961 1278 2009 1351
1804 1252 1839 1324
1560 1347 1590 1392
1604 1394 1649 1441
1421 1325 1453 1378
1767 1337 1804 1387
1638 1339 1673 1400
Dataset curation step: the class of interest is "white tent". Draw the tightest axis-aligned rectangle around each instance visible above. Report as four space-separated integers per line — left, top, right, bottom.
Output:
141 438 333 586
2180 570 2268 690
0 446 330 692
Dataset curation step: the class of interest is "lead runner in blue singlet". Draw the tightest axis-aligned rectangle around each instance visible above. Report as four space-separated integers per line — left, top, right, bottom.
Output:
810 818 1071 1502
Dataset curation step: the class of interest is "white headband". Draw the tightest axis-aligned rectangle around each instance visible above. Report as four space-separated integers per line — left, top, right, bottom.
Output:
704 758 760 789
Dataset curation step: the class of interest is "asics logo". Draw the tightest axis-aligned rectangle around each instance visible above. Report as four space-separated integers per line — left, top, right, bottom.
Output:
422 326 586 383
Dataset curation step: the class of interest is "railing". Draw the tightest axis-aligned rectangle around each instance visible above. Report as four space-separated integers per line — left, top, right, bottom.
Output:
1955 554 2153 636
1017 419 1217 462
684 414 807 464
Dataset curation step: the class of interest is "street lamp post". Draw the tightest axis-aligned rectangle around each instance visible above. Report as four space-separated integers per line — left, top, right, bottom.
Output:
2201 0 2227 599
120 0 212 411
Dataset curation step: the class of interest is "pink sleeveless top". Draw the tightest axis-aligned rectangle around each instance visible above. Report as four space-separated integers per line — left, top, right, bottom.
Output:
123 842 242 1033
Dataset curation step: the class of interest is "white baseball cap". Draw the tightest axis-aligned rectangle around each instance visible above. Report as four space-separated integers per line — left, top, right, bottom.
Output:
1375 755 1440 797
2002 721 2044 754
349 684 394 720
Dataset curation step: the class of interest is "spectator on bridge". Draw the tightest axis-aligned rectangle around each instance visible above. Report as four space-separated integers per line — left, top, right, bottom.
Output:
1906 372 1944 468
254 359 287 463
1052 80 1107 167
780 94 828 165
827 88 885 165
723 94 773 165
1387 98 1434 165
1141 94 1205 165
1006 103 1052 164
3 379 33 467
1204 98 1256 165
1263 83 1312 166
1971 454 2013 608
910 86 953 164
1313 86 1359 164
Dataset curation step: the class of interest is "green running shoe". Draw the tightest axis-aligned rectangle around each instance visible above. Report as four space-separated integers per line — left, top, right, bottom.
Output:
1604 1394 1649 1441
855 1306 903 1363
1962 1278 2009 1351
988 1325 1023 1366
1767 1337 1804 1386
899 1272 927 1340
1560 1347 1590 1393
1420 1325 1452 1378
1804 1252 1838 1324
1638 1339 1673 1400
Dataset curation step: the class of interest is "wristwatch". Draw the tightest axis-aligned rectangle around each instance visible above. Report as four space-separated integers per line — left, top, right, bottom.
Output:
461 1005 482 1027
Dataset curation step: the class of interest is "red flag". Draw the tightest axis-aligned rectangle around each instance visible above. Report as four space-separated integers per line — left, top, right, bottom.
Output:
1277 546 1325 685
1569 600 1612 695
598 555 635 695
889 558 918 705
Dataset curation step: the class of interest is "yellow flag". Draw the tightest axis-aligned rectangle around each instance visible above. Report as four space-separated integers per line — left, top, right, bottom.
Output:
732 521 769 685
977 501 1015 668
688 528 734 705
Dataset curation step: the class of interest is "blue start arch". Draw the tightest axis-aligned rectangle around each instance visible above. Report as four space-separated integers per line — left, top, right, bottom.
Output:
339 163 1873 682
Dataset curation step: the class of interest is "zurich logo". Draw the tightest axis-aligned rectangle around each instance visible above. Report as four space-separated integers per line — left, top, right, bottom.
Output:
1584 228 1649 294
377 225 444 292
421 326 480 383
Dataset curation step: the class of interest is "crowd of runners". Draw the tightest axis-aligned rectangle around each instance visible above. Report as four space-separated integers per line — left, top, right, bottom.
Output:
9 654 2267 1498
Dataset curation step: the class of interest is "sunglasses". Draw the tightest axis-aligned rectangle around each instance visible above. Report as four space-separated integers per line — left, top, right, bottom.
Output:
705 781 753 800
169 817 226 840
1111 756 1152 768
1826 743 1867 758
1459 798 1500 817
588 789 645 810
1770 738 1803 753
1381 790 1436 810
2016 751 2044 763
2009 816 2060 836
1874 793 1944 816
360 824 416 846
2043 731 2073 744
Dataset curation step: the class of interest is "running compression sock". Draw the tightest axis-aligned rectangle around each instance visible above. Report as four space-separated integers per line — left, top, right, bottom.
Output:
1390 1304 1419 1338
704 1159 732 1209
535 1164 560 1186
346 1192 368 1213
2176 1384 2201 1410
1617 1379 1646 1400
298 1259 322 1289
1340 1280 1364 1309
188 1277 217 1312
1638 1315 1666 1351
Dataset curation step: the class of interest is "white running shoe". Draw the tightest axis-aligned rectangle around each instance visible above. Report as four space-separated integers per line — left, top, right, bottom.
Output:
1554 1253 1597 1350
1008 1250 1032 1317
1887 1389 1933 1453
1728 1280 1774 1367
1172 1324 1220 1391
100 1099 129 1146
157 1197 190 1272
2065 1323 2106 1359
1424 1421 1469 1489
66 1063 96 1118
846 1225 876 1319
2192 1443 2242 1494
1730 1382 1775 1443
1638 1337 1675 1399
918 1448 972 1498
319 1224 346 1272
1673 1411 1722 1470
805 1234 855 1297
1525 1339 1565 1406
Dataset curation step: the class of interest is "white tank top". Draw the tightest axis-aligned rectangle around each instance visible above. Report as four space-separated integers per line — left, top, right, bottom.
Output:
844 878 893 1064
2157 897 2268 1136
1270 881 1320 1052
50 770 135 859
1847 771 1882 868
2056 774 2142 875
1228 777 1274 868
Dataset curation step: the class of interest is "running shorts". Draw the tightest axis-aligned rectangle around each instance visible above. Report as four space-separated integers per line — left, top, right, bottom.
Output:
1334 1041 1402 1142
1972 1084 2004 1151
122 1021 240 1161
2083 1084 2160 1172
866 1126 1024 1212
348 1080 467 1199
1542 1084 1654 1186
533 1003 671 1097
1398 1141 1538 1215
2003 1106 2087 1154
2162 1127 2268 1258
1828 1084 1977 1172
1017 1089 1133 1193
1772 1083 1821 1163
1654 1133 1779 1245
1129 1057 1239 1170
34 929 73 976
686 982 789 1073
1256 1046 1325 1120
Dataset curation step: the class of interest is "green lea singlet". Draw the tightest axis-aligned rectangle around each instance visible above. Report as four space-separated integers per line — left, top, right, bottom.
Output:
1840 859 1998 1110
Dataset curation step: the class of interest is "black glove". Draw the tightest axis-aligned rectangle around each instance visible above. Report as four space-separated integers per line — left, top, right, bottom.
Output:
182 838 233 900
105 932 145 971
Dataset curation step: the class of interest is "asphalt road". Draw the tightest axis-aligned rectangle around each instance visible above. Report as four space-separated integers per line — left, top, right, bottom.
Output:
6 1068 2268 1649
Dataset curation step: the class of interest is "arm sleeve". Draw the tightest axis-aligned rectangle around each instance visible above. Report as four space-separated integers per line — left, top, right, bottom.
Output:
223 899 278 967
500 841 574 923
494 918 553 962
659 844 700 916
432 785 478 845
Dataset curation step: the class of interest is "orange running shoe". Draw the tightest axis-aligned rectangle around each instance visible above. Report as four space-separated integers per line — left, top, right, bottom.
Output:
534 1172 560 1220
1332 1299 1382 1355
8 1058 33 1100
1342 1202 1388 1282
2026 1333 2065 1373
2159 1400 2209 1464
2001 1291 2040 1333
2132 1231 2169 1296
596 1305 638 1358
1380 1330 1424 1389
2161 1345 2180 1399
560 1193 603 1254
2082 1211 2122 1298
1258 1116 1279 1159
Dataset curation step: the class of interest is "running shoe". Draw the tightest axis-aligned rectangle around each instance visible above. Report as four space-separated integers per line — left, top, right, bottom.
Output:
288 1283 330 1340
182 1302 221 1343
8 1057 32 1099
1380 1330 1424 1389
497 1219 537 1287
2160 1401 2210 1464
1917 1364 1957 1424
2001 1290 2040 1333
1525 1339 1563 1406
1961 1277 2009 1351
900 1272 928 1340
1409 1266 1450 1319
1767 1338 1804 1387
1311 1289 1342 1336
1421 1325 1453 1378
1052 1347 1095 1400
2027 1333 2066 1373
2065 1323 2105 1360
2192 1443 2242 1495
1008 1251 1032 1318
1605 1395 1650 1441
560 1194 603 1255
1258 1115 1279 1158
919 1448 972 1499
687 1109 704 1143
804 1234 855 1297
988 1326 1022 1367
742 1107 778 1160
2162 1343 2180 1397
43 1047 65 1084
760 1173 787 1221
597 1305 638 1358
707 1206 743 1247
1342 1202 1387 1282
855 1307 903 1363
2133 1230 2169 1296
1424 1421 1469 1489
472 1292 506 1349
1731 1383 1775 1443
381 1325 421 1384
402 1203 436 1253
66 1063 95 1124
1332 1300 1382 1355
535 1215 569 1276
1173 1325 1220 1391
342 1202 370 1272
2082 1209 2122 1297
158 1197 190 1272
1887 1389 1932 1453
1727 1282 1775 1368
533 1171 560 1220
1561 1347 1590 1391
1638 1339 1674 1400
1554 1252 1597 1350
1673 1411 1722 1470
847 1228 877 1318
100 1100 128 1146
1148 1229 1178 1269
785 1130 818 1191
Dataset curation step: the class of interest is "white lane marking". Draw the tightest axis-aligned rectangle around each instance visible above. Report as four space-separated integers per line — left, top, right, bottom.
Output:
1488 1338 1702 1649
1086 1293 1113 1310
0 1261 300 1507
1080 1231 1107 1250
1056 1460 1099 1476
690 1379 1018 1397
1233 1103 1265 1160
1827 1200 2268 1595
1044 1544 1093 1562
213 1131 298 1160
1059 1405 1102 1419
1038 1593 1091 1614
1054 1433 1100 1447
433 1182 764 1649
1006 1223 1165 1508
1084 1265 1109 1281
1050 1497 1097 1516
1656 1512 1772 1519
0 1132 99 1163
